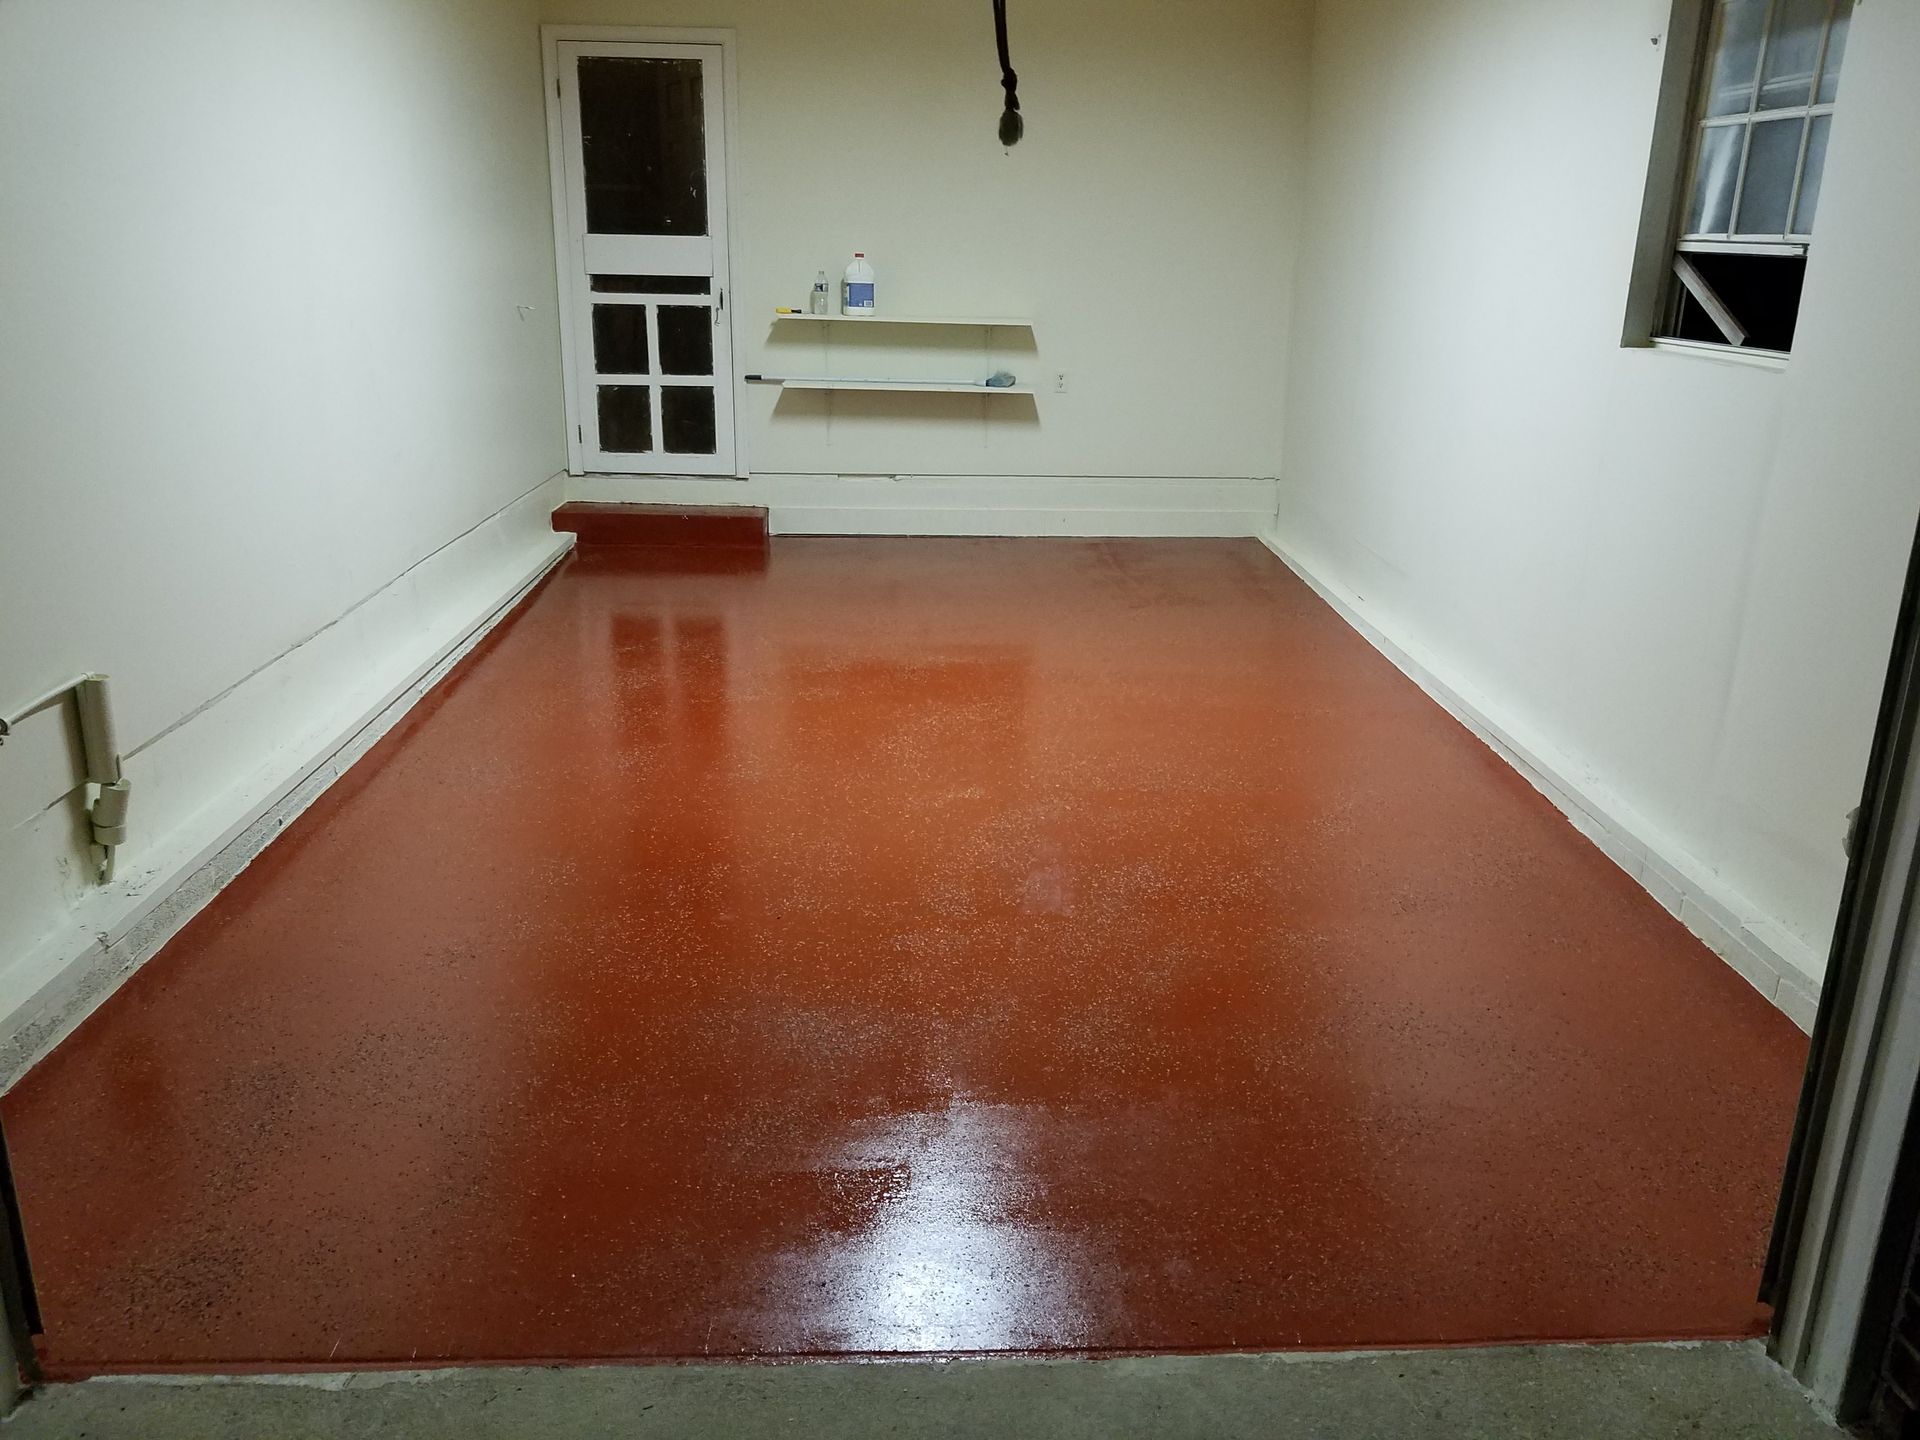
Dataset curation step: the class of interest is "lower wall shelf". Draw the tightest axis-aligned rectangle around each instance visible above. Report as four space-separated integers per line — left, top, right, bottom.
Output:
748 375 1037 396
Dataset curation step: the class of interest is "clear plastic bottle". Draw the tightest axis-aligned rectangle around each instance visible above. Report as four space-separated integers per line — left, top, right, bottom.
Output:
841 253 876 317
810 270 830 315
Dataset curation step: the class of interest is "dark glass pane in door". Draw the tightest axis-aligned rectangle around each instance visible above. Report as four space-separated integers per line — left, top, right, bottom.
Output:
592 274 711 294
662 387 716 454
657 306 714 376
598 386 654 452
592 306 650 374
578 57 707 236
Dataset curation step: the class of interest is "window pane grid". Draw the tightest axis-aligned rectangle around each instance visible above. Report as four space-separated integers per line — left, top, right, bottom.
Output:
1698 101 1837 125
1680 0 1846 243
589 297 720 457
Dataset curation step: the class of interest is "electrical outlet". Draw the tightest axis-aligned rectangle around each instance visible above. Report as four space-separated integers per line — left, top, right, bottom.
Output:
1053 372 1069 394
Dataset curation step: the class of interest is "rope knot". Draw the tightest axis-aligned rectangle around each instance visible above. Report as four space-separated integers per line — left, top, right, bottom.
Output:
994 0 1024 146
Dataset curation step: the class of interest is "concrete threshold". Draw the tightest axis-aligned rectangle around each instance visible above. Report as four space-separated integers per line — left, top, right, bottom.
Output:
2 1342 1839 1439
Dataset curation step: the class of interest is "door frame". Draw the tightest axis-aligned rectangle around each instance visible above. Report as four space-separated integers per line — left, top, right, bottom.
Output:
540 25 749 480
1765 509 1920 1415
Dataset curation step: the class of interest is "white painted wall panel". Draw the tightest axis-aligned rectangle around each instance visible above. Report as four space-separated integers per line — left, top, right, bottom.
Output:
0 0 567 995
1280 0 1920 980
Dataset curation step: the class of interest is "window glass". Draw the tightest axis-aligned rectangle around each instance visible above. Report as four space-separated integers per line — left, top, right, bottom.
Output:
577 57 708 236
1705 0 1769 116
661 388 717 454
657 306 714 376
1736 116 1807 235
1687 125 1743 235
1793 114 1832 234
591 275 711 294
1758 0 1829 111
1680 0 1847 243
1819 0 1852 104
591 306 650 375
597 386 654 452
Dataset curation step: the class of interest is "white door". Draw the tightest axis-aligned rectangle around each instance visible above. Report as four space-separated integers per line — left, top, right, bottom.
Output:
551 40 736 476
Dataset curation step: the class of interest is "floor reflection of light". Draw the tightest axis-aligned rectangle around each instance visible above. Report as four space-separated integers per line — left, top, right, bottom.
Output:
778 1102 1099 1353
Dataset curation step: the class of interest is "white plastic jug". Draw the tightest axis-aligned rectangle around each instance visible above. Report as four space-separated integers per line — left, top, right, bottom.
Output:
842 253 876 317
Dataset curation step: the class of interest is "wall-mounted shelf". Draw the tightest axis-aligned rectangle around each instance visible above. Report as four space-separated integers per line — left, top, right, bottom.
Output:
772 312 1033 330
760 310 1036 400
748 375 1036 396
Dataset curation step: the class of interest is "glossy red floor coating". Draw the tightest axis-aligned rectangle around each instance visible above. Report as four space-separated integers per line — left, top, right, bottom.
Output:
2 539 1809 1375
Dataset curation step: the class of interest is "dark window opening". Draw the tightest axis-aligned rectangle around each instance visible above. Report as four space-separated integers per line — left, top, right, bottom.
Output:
1666 252 1807 353
591 274 711 294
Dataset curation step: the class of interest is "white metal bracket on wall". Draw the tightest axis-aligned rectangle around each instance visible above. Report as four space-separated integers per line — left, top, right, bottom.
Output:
1 674 130 881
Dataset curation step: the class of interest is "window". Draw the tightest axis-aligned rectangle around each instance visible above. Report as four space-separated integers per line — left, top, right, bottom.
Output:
1634 0 1851 356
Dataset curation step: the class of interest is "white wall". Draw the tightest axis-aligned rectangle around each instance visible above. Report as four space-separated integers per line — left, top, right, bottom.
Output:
544 0 1311 486
1279 0 1920 988
0 0 567 1044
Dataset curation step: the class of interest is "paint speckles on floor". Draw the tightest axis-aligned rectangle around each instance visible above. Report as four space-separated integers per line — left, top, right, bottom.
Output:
1 538 1808 1375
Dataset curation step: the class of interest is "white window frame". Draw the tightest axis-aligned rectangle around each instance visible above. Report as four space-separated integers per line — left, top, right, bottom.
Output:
540 25 751 480
1677 0 1844 255
1623 0 1848 357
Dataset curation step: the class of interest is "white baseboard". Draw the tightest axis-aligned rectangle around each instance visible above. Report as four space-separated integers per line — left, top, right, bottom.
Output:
1259 529 1824 1033
566 473 1281 538
0 476 574 1090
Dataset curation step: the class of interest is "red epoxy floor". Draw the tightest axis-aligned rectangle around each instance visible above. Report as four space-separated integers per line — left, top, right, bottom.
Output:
3 539 1809 1375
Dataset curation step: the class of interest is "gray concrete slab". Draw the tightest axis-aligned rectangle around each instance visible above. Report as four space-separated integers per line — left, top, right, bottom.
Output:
1 1343 1840 1438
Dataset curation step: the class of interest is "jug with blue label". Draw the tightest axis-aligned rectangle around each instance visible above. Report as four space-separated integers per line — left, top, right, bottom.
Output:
842 253 876 317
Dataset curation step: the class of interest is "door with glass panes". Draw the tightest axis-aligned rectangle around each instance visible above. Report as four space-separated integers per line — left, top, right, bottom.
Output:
552 39 736 475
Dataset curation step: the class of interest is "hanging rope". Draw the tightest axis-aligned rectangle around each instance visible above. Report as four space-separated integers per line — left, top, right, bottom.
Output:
994 0 1023 146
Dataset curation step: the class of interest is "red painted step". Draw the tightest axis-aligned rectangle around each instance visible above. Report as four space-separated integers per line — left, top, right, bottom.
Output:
552 502 768 550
